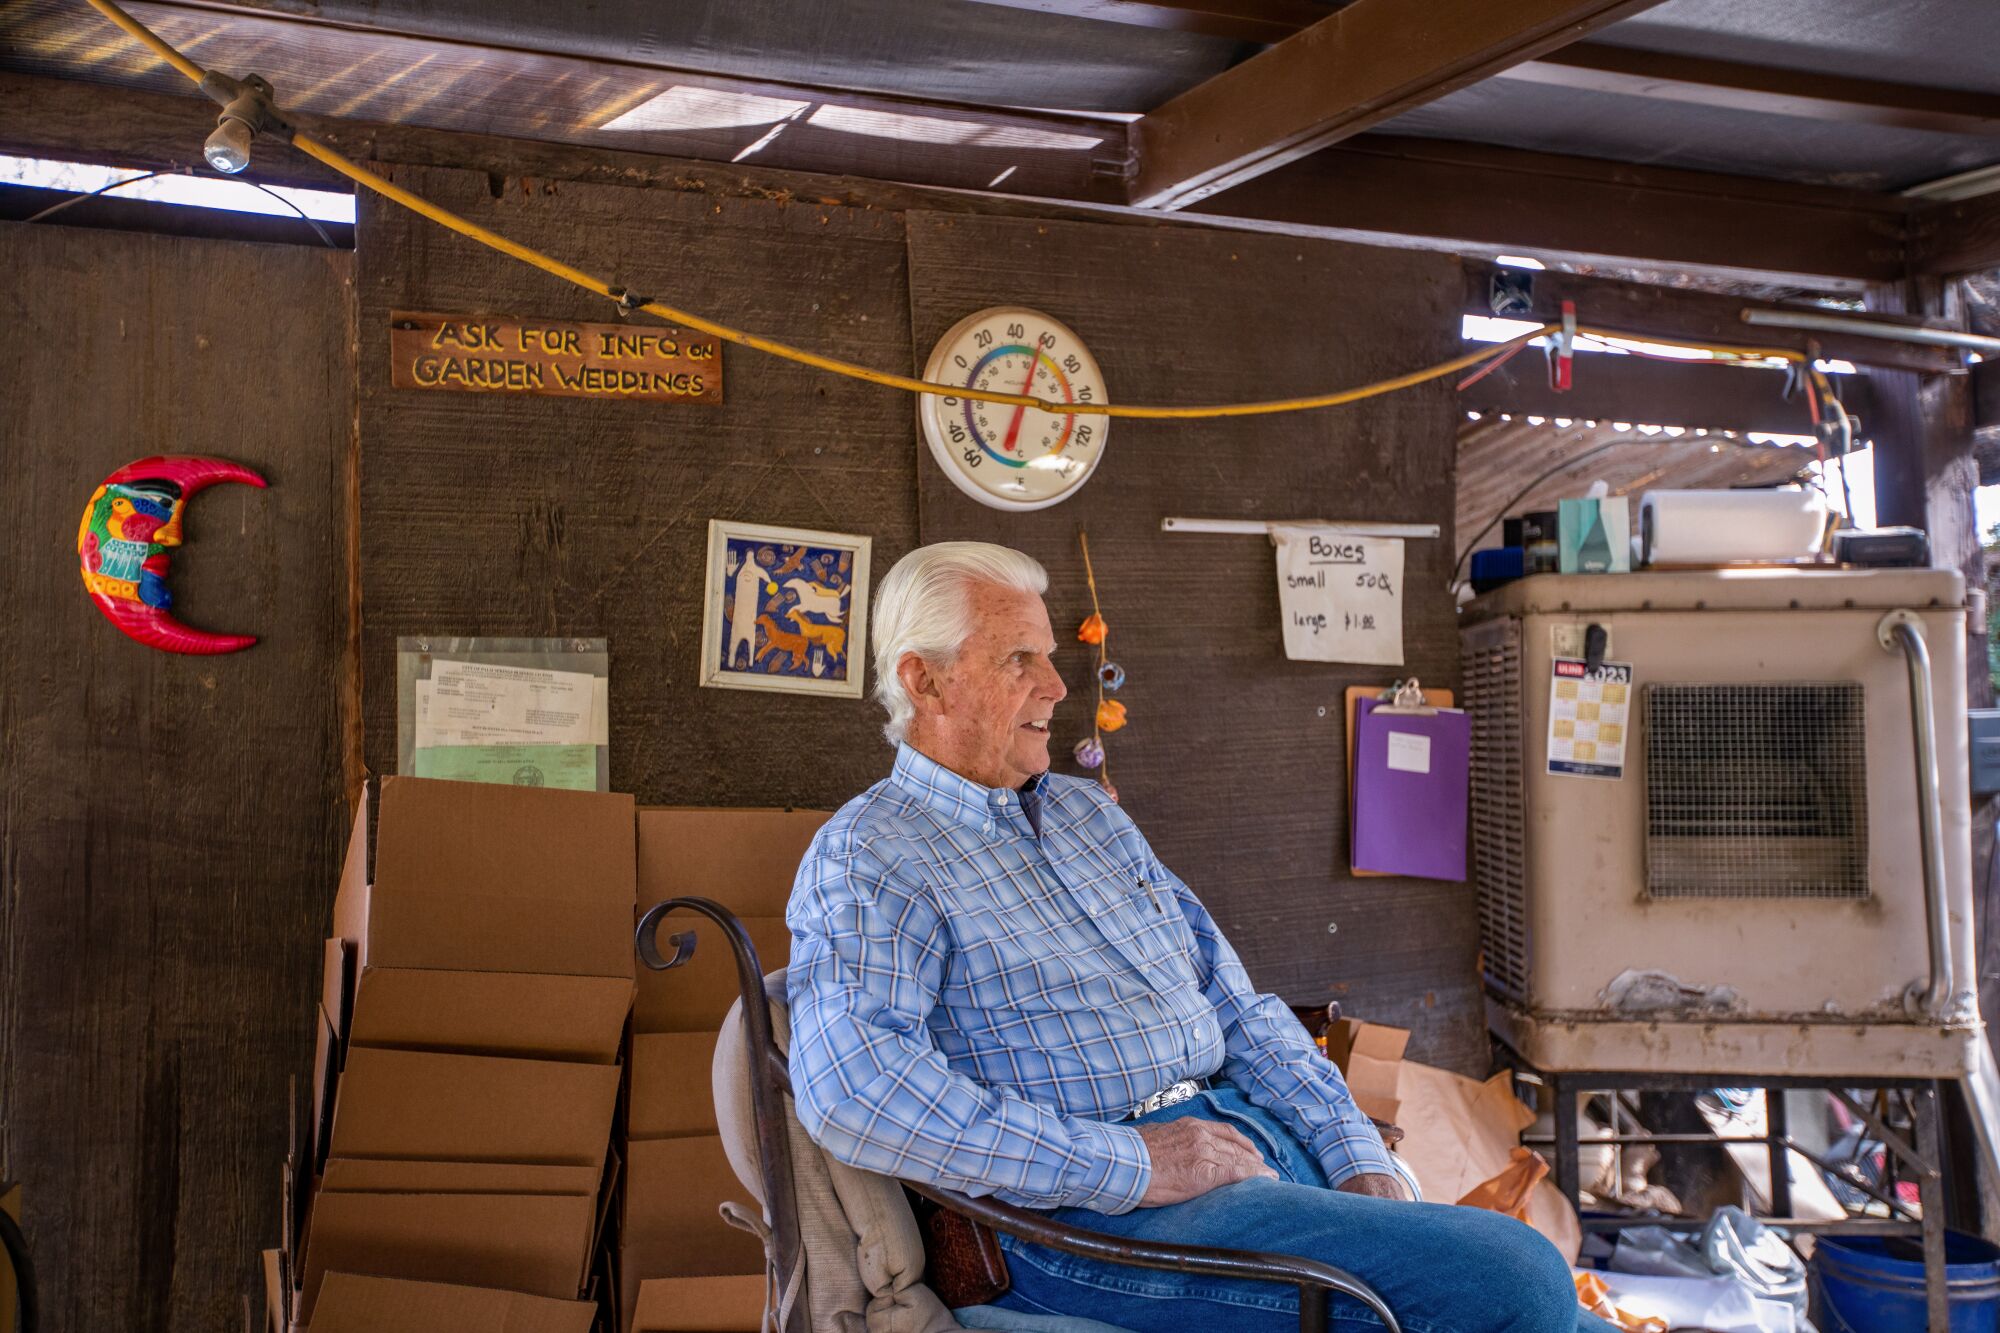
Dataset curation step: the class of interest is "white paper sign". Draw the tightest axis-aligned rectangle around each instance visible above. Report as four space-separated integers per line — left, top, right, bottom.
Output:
414 661 598 748
1386 731 1432 774
1272 527 1405 665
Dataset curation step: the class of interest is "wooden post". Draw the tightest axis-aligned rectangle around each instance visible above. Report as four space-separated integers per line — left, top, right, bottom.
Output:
1864 277 1988 707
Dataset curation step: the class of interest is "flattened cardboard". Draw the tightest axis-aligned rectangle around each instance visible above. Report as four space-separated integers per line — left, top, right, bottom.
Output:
636 808 830 917
349 967 633 1064
628 1032 722 1138
301 1190 595 1323
321 1158 600 1196
311 1271 596 1333
323 937 353 1039
333 777 636 980
260 1248 286 1333
0 1185 15 1333
621 1135 764 1278
310 1005 340 1171
328 1048 619 1167
631 1274 769 1332
634 917 790 1034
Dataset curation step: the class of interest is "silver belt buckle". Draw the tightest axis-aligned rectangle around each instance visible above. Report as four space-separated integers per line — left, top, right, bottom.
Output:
1129 1078 1201 1120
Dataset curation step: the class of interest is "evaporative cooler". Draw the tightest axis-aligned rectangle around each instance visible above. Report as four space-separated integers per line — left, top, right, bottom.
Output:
1457 569 1982 1082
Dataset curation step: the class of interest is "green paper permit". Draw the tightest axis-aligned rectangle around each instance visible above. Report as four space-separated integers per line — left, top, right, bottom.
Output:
411 743 598 791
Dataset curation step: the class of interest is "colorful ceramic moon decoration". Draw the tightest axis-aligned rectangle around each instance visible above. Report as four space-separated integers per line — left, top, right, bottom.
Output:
77 455 266 654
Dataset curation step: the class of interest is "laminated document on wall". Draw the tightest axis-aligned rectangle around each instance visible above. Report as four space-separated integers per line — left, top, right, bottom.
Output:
1351 688 1470 882
1546 657 1632 780
398 636 610 791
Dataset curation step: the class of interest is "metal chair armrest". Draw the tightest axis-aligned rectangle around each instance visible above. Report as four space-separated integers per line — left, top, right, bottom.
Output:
904 1179 1403 1332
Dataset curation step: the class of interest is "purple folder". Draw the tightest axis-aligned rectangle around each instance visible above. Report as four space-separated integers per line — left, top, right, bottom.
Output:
1352 698 1470 881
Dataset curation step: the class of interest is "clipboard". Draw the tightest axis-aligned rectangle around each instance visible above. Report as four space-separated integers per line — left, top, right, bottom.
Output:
1345 683 1452 878
1349 679 1470 881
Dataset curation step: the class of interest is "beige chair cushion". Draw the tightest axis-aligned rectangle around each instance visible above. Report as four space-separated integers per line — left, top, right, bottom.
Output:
714 968 961 1333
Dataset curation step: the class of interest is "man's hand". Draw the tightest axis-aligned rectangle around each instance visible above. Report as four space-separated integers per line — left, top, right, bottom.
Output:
1336 1172 1405 1200
1134 1119 1278 1207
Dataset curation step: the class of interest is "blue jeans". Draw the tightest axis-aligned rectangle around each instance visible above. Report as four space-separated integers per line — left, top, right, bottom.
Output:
990 1085 1605 1333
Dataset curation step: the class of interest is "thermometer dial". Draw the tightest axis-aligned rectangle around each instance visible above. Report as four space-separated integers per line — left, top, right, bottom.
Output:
918 306 1109 512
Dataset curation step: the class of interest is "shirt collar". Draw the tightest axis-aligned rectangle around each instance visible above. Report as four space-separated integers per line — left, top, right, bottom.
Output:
890 744 1045 834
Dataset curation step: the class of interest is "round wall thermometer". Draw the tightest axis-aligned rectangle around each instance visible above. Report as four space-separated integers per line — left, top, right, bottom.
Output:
918 306 1109 511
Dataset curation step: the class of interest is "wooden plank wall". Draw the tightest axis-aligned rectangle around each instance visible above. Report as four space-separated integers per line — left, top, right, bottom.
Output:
355 170 1481 1069
0 223 355 1331
907 213 1484 1070
353 165 919 807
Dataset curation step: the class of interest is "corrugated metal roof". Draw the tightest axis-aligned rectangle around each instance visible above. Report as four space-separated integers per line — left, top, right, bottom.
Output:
1455 413 1820 559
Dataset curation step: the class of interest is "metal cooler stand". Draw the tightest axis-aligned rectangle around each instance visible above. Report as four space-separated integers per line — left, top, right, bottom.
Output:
1520 1065 1951 1332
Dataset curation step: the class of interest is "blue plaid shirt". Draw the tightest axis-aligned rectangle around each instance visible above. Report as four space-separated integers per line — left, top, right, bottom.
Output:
785 744 1395 1214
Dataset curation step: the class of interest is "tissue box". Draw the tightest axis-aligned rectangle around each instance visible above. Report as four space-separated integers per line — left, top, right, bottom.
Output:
1558 497 1631 573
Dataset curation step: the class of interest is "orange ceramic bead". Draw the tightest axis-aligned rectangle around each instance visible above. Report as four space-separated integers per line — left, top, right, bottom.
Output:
1096 699 1128 732
1077 613 1108 645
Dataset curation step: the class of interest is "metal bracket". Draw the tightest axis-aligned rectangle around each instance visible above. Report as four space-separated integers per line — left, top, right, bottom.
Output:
1877 607 1924 652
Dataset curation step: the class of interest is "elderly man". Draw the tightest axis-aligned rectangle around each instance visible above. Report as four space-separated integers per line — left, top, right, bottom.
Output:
787 542 1593 1331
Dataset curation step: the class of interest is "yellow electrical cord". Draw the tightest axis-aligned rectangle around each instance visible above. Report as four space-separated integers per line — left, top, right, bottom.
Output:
79 0 1827 421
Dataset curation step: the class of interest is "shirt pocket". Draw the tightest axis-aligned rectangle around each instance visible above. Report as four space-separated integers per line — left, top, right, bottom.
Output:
1069 866 1200 988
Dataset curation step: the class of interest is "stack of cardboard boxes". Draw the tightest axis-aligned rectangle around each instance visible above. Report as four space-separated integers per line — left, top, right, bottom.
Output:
614 808 829 1333
265 777 638 1331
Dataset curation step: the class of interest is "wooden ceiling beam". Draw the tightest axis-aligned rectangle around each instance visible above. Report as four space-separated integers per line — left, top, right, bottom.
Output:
1461 261 1958 374
1125 0 1670 209
1909 190 2000 278
1196 137 1911 289
962 0 1335 46
1496 45 2000 138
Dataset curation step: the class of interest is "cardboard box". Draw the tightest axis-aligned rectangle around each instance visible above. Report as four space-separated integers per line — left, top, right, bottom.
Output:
321 1158 602 1196
1324 1017 1410 1125
334 777 637 979
329 778 638 1070
621 1136 764 1279
634 917 790 1033
631 808 826 1033
348 964 634 1064
311 1271 596 1333
327 1047 619 1168
301 1190 597 1323
636 808 830 918
630 1274 768 1332
628 1032 722 1139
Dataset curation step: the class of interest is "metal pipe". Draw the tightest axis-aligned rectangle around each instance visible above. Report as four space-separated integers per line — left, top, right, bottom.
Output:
1161 516 1442 539
1742 308 2000 357
1878 611 1954 1020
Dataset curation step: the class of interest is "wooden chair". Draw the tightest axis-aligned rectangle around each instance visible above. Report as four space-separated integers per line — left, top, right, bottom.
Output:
638 897 1402 1333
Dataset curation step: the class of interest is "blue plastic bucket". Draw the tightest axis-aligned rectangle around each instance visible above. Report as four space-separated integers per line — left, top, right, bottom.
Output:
1811 1231 2000 1333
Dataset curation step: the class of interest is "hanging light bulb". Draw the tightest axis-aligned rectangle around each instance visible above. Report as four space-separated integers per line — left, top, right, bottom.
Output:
197 72 286 176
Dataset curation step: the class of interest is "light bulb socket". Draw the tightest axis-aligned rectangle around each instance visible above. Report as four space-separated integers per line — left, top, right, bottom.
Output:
196 72 292 175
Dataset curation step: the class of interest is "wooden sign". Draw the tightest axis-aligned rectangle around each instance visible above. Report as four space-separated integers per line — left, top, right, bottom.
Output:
390 311 722 403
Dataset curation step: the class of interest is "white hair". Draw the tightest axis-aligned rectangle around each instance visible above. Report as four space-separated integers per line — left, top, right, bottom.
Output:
871 541 1049 746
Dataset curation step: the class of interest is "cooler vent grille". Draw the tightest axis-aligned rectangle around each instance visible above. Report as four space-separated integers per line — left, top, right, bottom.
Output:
1643 683 1870 900
1463 618 1529 1001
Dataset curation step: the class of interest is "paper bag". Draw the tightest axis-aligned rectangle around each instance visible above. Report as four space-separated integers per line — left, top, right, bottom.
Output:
1395 1063 1582 1262
1456 1145 1549 1220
